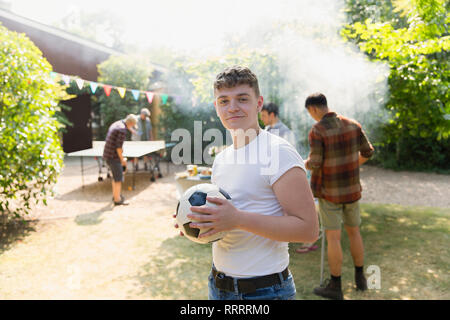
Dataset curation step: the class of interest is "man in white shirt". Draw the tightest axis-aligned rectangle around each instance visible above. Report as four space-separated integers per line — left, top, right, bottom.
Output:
176 66 319 300
260 102 298 151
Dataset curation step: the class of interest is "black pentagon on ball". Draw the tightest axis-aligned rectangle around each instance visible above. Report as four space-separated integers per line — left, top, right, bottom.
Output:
175 201 180 217
188 191 207 206
183 222 200 238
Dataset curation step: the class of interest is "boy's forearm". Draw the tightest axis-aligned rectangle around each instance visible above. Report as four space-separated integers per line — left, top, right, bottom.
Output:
236 209 319 243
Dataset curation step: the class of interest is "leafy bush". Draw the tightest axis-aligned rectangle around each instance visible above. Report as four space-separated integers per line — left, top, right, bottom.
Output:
0 24 66 220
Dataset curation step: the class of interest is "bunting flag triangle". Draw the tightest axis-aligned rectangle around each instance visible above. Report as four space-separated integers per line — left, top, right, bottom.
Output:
117 87 126 99
62 75 71 85
131 89 140 101
161 94 168 105
103 85 112 97
52 72 176 105
75 78 84 90
145 92 154 104
90 82 98 94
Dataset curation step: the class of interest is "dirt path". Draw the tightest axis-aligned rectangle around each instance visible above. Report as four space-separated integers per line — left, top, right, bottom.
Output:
359 165 449 208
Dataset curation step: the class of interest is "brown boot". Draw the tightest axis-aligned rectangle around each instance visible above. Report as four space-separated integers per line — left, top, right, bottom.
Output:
355 271 368 291
313 278 344 300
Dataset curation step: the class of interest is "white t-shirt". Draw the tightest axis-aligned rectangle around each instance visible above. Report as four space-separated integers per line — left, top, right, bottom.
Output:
211 129 306 278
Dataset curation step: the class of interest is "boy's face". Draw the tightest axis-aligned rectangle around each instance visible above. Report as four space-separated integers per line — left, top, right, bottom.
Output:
214 84 263 131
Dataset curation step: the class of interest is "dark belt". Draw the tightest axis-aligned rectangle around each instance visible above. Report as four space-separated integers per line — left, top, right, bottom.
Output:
212 267 289 294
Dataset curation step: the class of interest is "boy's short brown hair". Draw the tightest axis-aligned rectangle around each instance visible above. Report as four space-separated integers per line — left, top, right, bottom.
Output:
214 66 260 97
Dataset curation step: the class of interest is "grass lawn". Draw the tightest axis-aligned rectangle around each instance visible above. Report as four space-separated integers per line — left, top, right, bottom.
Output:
290 203 449 300
0 203 448 299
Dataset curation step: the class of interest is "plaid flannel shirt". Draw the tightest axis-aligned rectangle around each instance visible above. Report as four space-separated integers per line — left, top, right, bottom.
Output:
308 112 374 204
103 120 127 160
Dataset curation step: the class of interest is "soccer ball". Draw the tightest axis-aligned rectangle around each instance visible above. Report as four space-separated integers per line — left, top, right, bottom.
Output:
176 183 231 244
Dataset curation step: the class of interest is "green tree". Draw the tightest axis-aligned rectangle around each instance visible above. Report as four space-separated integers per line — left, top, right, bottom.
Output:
0 23 66 220
342 0 450 170
344 0 408 27
95 55 155 139
181 49 285 107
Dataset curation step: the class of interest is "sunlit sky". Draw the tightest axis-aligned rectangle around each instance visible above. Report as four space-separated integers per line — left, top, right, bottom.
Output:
7 0 342 54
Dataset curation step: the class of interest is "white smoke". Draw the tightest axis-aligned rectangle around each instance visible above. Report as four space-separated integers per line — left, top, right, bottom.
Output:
213 0 390 154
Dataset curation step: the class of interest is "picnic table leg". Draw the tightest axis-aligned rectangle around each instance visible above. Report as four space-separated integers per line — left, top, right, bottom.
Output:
155 154 162 178
80 156 85 188
132 162 136 190
149 154 156 182
95 156 103 181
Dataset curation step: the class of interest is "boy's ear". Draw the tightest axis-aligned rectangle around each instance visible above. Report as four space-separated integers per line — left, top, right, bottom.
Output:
257 96 264 112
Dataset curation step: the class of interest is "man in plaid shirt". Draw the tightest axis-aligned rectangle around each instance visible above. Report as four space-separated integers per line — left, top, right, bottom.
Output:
304 93 374 300
103 114 137 206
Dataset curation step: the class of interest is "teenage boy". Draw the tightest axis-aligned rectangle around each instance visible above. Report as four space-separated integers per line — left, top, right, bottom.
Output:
177 66 319 300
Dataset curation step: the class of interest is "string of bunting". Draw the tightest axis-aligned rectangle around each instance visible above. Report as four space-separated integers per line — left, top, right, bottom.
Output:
49 71 179 105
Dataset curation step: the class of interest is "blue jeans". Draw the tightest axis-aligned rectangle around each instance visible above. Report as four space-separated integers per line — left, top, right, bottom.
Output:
208 269 297 300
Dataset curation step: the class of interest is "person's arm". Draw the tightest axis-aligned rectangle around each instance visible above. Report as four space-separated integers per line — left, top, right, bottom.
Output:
116 132 127 166
305 127 323 171
116 148 127 168
188 167 319 243
148 120 154 140
359 126 374 166
149 129 154 141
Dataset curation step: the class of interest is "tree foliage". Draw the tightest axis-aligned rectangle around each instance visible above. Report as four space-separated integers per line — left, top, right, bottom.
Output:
342 0 450 170
181 49 284 106
0 24 67 219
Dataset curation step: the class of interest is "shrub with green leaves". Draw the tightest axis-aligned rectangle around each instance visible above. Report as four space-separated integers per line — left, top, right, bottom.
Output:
0 24 65 219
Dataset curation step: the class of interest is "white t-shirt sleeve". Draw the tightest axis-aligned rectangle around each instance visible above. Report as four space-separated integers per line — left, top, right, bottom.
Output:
268 142 306 186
